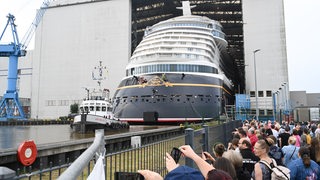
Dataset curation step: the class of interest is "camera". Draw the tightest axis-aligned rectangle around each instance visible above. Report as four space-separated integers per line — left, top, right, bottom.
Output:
114 172 145 180
170 147 182 163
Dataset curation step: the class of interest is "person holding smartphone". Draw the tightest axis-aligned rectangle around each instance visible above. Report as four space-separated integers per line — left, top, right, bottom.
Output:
138 148 204 180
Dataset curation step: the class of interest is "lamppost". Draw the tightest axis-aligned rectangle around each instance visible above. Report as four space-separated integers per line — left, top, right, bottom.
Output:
253 49 261 121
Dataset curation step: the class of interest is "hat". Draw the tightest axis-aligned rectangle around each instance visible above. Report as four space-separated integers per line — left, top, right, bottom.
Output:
207 169 232 180
164 165 204 180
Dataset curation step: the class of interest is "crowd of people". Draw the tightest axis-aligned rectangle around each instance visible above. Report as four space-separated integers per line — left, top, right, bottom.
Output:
137 120 320 180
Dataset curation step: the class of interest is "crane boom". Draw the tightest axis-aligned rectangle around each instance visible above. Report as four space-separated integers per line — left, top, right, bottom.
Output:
0 0 52 120
21 0 51 50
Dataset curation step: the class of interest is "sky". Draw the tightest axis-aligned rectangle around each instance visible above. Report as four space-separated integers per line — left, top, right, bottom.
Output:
0 0 319 93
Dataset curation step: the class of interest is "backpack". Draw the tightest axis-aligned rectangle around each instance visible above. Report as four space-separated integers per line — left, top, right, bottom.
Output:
260 159 290 180
268 146 284 166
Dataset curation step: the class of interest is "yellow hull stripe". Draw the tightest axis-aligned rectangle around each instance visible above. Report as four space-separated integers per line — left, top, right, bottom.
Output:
117 83 232 95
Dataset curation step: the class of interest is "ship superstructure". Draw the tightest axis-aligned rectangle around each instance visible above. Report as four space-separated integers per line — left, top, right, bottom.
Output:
112 1 234 124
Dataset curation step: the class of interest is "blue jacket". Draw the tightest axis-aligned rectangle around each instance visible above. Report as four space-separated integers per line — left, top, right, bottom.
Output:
288 158 320 180
165 165 204 180
281 145 299 166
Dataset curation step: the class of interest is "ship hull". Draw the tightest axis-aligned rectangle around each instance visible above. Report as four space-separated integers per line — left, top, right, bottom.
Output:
112 73 233 124
71 114 129 133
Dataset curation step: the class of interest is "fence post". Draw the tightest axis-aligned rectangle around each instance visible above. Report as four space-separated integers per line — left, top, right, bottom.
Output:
185 128 194 168
202 125 209 152
223 123 228 147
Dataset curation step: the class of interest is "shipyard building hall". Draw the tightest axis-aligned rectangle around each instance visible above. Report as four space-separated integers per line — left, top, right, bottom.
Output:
0 0 287 120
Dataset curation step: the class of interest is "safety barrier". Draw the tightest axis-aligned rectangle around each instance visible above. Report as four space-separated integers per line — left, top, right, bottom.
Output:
0 120 241 179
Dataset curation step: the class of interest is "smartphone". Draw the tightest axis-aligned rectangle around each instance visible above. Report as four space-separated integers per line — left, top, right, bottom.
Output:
114 172 145 180
170 147 182 163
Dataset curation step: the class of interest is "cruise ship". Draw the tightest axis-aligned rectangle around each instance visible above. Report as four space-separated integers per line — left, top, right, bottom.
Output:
112 1 234 124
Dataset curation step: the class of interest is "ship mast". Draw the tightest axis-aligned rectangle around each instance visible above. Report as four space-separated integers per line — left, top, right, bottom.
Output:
176 1 196 16
91 61 109 99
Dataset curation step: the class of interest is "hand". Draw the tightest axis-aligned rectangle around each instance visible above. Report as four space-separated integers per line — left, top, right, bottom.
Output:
202 152 215 162
138 170 163 180
179 145 198 159
165 152 179 172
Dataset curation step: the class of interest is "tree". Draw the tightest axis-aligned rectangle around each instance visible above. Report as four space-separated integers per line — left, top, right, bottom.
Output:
70 103 79 114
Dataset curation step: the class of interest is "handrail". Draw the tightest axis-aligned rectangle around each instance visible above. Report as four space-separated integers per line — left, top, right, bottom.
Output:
58 129 105 180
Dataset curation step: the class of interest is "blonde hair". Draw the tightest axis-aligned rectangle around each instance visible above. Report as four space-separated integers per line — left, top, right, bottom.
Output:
288 136 297 145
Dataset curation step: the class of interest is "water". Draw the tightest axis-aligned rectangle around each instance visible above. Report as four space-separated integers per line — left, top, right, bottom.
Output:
0 125 166 150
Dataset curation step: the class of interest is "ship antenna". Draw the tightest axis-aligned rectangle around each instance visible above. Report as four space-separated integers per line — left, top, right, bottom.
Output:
176 1 196 16
92 61 107 89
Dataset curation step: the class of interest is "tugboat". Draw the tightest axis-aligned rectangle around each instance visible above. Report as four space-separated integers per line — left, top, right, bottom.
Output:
71 61 129 133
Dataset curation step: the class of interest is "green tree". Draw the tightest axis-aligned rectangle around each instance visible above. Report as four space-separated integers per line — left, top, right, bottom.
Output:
70 103 79 114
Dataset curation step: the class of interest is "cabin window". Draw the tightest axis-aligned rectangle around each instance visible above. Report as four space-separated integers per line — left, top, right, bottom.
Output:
102 107 106 111
90 106 94 111
96 106 101 111
250 91 255 97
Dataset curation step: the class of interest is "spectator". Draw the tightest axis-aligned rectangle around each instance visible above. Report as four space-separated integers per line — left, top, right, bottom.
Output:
266 136 284 166
248 129 258 148
138 152 204 180
264 123 273 137
278 126 291 148
282 136 300 166
252 140 272 180
300 128 311 147
223 150 251 180
228 138 240 152
292 129 301 147
310 123 317 138
238 128 250 143
315 124 320 139
295 123 303 136
207 169 233 180
288 146 320 180
238 138 259 174
214 157 237 180
289 122 294 134
179 145 233 180
213 143 226 158
309 137 320 165
270 124 279 140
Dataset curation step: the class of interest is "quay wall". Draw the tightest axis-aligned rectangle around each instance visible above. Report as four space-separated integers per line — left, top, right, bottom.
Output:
0 120 71 126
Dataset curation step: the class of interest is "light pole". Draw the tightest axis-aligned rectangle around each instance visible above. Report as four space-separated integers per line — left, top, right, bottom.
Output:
253 49 261 121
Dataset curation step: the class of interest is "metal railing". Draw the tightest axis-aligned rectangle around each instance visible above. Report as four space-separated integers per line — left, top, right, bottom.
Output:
58 129 105 180
1 120 241 179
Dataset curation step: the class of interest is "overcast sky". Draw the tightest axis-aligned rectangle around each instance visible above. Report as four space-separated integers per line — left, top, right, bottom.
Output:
0 0 319 93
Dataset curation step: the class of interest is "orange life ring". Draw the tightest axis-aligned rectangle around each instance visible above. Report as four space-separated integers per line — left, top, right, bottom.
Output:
17 140 37 166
